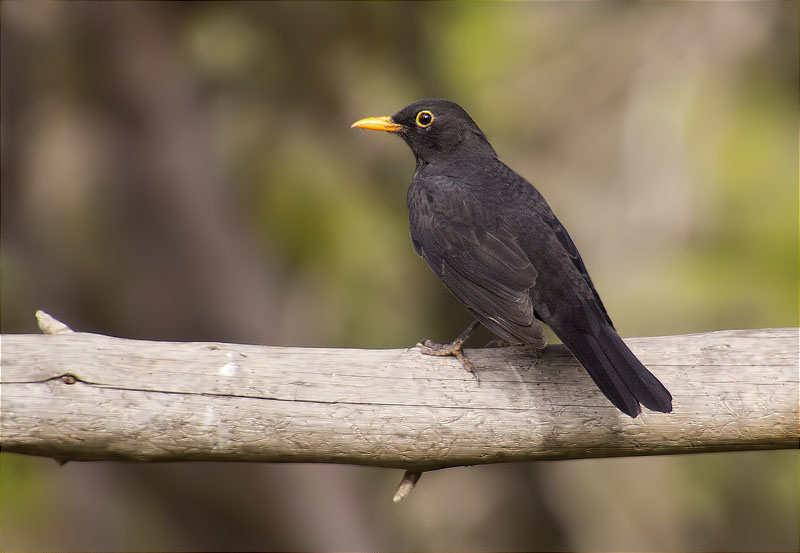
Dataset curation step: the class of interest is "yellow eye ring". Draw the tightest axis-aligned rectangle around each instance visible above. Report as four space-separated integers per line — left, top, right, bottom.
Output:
416 110 434 128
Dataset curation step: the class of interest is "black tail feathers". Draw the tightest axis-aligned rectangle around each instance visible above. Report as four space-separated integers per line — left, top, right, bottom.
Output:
558 324 673 417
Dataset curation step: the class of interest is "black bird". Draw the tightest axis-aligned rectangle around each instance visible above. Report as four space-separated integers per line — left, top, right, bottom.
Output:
352 99 672 417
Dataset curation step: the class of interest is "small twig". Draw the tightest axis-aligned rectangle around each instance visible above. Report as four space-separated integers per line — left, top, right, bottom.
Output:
34 311 75 467
35 310 73 335
392 470 422 503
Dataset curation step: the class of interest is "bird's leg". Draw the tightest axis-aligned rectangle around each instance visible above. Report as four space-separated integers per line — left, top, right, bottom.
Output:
417 320 481 381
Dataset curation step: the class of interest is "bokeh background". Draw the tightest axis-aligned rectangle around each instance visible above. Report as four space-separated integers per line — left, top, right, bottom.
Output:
2 1 798 551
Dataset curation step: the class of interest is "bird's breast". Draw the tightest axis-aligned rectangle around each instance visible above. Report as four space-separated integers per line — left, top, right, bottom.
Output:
408 176 485 228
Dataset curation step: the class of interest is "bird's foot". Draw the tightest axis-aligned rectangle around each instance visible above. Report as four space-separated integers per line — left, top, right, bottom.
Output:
415 320 481 382
417 338 470 359
416 338 479 383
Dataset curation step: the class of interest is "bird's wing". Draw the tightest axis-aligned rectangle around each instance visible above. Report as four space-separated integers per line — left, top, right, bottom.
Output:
539 207 614 327
414 213 545 345
493 160 613 327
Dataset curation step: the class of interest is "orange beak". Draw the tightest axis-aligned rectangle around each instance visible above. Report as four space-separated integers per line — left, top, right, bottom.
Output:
351 115 403 133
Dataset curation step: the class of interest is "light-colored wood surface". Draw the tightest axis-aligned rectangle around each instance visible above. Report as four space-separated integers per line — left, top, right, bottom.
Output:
2 328 797 470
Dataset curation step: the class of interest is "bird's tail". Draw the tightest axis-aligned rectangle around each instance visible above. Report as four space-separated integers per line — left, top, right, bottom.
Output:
557 323 673 417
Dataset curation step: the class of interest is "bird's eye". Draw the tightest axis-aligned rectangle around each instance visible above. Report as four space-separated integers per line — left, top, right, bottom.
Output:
416 110 434 128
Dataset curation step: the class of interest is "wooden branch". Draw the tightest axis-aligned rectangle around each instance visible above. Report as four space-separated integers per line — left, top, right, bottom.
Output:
2 326 798 473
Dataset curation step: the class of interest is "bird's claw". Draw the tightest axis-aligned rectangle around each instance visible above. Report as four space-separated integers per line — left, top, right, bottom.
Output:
416 339 455 356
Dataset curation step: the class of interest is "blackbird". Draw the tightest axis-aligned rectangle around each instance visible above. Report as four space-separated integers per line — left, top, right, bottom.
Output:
352 98 672 417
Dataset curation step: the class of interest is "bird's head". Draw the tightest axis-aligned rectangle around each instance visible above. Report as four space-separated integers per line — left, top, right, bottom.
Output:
352 98 496 165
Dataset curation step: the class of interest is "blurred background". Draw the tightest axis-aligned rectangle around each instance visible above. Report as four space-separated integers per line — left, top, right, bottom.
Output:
1 1 797 551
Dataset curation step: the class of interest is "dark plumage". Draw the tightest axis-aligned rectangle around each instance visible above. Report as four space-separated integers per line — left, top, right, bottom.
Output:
352 98 672 417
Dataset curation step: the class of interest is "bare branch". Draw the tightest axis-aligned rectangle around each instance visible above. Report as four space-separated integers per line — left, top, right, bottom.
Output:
35 310 73 335
393 471 422 503
1 328 797 472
